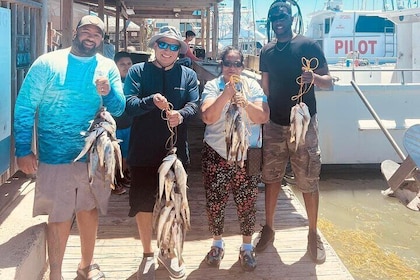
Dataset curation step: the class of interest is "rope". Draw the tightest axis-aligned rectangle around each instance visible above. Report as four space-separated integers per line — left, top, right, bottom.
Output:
291 57 318 103
161 102 178 151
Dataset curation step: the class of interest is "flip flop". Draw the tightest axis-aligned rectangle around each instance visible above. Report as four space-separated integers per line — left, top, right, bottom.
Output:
76 263 105 280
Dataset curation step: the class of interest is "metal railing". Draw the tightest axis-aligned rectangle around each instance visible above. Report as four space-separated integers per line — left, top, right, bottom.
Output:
330 68 420 85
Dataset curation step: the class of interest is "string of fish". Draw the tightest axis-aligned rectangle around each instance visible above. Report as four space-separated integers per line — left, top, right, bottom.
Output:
73 78 123 190
289 57 318 151
225 74 251 168
153 102 191 266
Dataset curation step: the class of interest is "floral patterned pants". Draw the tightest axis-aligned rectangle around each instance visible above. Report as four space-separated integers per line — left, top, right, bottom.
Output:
202 143 258 236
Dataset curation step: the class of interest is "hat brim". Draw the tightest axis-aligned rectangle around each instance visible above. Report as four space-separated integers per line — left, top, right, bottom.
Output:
148 34 188 54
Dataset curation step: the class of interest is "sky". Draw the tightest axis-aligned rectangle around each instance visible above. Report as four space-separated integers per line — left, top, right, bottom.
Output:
223 0 387 21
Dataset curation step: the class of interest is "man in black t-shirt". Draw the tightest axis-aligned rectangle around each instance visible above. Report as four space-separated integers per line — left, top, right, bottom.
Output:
254 1 333 265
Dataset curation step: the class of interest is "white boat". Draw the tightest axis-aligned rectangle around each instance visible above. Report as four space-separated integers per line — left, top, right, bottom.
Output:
304 1 420 164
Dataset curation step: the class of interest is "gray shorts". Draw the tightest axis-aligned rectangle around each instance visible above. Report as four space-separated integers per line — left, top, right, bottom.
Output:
33 162 111 223
261 115 321 193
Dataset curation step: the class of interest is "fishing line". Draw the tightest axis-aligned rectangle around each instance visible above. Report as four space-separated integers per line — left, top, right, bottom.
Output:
292 57 318 103
161 102 178 151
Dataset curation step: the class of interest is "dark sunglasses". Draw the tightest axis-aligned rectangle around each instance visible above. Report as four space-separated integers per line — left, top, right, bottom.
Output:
157 41 181 52
270 13 290 22
222 61 243 68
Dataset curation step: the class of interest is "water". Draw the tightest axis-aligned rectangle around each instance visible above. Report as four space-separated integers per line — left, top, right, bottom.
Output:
293 166 420 279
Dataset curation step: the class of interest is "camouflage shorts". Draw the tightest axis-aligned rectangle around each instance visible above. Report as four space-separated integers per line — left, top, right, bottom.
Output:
261 115 321 193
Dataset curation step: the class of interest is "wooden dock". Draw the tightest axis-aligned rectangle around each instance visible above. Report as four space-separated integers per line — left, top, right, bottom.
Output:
60 119 354 280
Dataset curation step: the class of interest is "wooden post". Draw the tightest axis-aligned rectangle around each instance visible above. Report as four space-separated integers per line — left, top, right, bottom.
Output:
60 0 72 48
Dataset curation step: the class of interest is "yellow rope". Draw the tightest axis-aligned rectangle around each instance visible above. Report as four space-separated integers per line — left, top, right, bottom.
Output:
291 57 318 103
161 102 177 151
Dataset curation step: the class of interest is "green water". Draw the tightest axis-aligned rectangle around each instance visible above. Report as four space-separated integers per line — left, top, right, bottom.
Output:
293 166 420 280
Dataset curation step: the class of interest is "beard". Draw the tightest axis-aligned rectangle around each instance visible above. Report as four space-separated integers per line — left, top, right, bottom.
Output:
72 35 100 57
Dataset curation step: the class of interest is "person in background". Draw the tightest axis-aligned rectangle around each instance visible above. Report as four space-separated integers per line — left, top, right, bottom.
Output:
254 1 333 265
183 30 201 62
177 30 202 67
124 26 199 280
112 51 134 195
13 15 125 280
200 46 269 271
103 34 115 59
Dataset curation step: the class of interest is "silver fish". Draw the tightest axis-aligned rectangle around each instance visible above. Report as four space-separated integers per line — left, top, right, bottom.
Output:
156 201 175 247
74 107 122 189
158 148 178 201
290 102 310 151
173 221 185 266
73 126 104 162
164 170 176 203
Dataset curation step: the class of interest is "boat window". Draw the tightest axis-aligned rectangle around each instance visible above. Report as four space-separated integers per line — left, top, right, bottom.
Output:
324 17 333 34
355 16 394 33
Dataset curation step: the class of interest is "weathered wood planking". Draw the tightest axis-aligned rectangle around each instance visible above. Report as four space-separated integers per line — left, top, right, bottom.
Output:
61 183 353 280
60 116 353 280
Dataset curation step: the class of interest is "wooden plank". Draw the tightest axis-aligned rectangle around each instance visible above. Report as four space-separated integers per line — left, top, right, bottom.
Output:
59 116 353 280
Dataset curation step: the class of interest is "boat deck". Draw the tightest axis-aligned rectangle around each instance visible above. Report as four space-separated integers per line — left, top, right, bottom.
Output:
60 119 354 280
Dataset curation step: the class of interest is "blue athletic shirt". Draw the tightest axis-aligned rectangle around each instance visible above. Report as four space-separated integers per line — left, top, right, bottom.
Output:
14 48 126 164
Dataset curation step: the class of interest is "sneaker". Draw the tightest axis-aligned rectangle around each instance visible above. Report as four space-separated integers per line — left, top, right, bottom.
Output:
117 174 131 188
157 250 185 279
307 232 326 264
239 249 257 272
112 181 126 195
254 225 275 252
204 246 224 267
137 256 155 280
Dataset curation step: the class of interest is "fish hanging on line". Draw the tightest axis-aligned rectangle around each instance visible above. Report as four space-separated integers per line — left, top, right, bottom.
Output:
74 106 123 189
225 74 250 168
153 147 191 266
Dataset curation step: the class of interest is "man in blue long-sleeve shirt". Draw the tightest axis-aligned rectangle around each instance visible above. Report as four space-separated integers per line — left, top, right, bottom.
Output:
13 15 125 280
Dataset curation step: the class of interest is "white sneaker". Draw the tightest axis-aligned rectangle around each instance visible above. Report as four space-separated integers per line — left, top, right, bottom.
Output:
157 250 185 279
137 256 155 280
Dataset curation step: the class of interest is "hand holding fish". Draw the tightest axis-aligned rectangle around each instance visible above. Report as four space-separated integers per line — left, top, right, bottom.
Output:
166 110 184 127
17 152 38 175
223 81 236 99
232 92 249 108
95 77 110 96
153 93 170 110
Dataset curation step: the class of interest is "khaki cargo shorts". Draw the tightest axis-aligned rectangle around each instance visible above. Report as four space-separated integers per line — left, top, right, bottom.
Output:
261 115 321 193
33 162 111 223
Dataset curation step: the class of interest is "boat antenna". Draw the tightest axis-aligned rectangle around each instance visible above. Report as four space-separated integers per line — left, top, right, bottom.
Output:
266 0 304 42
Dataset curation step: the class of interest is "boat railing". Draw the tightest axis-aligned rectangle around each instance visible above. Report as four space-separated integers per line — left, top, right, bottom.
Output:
330 67 420 85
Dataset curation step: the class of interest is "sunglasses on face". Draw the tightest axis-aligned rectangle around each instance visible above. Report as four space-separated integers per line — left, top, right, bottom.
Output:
222 61 243 68
270 13 290 22
157 41 181 52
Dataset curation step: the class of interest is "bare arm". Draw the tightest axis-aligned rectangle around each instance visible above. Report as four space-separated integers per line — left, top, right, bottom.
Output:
301 62 333 90
201 82 236 125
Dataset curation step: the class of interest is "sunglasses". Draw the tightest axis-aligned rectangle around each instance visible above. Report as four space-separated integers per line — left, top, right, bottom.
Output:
222 61 243 68
157 41 181 52
270 13 290 22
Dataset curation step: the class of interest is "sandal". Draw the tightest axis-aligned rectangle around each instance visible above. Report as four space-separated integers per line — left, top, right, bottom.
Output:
76 263 105 280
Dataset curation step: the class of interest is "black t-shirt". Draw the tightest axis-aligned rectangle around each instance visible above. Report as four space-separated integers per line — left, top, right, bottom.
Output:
124 62 199 167
259 34 327 126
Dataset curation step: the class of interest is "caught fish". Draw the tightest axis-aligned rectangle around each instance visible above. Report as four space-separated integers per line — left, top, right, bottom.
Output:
225 75 250 167
74 106 122 189
154 148 191 264
290 102 310 151
158 148 178 201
